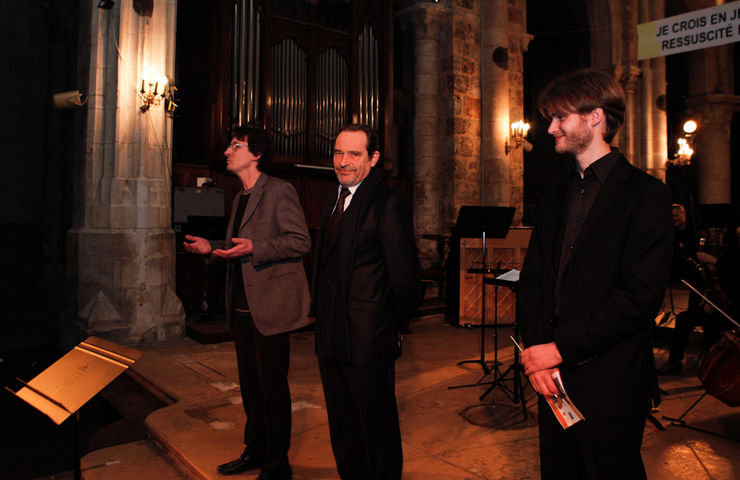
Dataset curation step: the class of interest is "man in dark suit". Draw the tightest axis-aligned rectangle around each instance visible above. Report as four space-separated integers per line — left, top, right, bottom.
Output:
184 126 311 480
518 69 673 479
310 124 420 480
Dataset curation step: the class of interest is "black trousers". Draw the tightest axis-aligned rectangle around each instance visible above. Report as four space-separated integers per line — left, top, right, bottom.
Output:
318 356 402 480
232 310 291 470
669 295 725 363
538 397 646 480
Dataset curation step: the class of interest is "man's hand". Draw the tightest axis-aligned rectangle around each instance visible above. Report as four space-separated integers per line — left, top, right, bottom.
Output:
212 238 254 258
521 342 563 376
528 368 560 397
183 235 212 255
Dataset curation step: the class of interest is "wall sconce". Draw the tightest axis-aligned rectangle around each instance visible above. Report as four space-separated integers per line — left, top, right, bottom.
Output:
669 119 697 166
505 120 532 155
676 138 694 163
140 66 168 113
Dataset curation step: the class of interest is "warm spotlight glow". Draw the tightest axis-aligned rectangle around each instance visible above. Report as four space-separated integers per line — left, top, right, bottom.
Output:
511 120 530 139
683 120 697 134
506 120 531 155
676 138 694 162
140 66 169 113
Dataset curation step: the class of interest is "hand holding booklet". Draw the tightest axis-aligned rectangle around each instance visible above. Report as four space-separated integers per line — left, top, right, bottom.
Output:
508 336 585 429
545 369 585 429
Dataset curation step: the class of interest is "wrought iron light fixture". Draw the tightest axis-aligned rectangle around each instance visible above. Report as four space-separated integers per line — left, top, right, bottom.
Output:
140 66 169 113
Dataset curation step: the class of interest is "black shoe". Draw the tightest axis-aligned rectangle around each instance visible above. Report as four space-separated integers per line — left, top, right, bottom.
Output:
217 451 264 475
657 361 682 375
255 464 292 480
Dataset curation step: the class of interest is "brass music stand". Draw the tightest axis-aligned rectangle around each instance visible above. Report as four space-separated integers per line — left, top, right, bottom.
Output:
6 337 142 479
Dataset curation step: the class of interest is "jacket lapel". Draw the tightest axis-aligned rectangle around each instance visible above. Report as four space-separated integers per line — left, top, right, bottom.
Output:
321 194 341 256
321 170 381 257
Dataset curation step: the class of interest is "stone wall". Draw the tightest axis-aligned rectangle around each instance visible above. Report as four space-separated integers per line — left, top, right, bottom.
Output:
400 0 528 267
445 1 482 225
506 1 527 223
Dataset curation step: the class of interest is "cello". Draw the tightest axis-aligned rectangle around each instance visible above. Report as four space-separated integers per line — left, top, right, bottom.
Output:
681 280 740 407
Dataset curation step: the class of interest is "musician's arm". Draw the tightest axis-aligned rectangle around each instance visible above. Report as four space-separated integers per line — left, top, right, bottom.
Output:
696 251 717 265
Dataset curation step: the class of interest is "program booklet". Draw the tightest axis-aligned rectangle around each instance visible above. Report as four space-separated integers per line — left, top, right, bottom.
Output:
545 369 585 429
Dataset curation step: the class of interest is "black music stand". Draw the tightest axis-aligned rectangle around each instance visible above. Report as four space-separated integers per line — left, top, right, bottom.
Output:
449 206 514 390
479 274 529 418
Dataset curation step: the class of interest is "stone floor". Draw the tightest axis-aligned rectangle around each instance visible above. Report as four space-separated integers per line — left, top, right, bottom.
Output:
73 313 739 480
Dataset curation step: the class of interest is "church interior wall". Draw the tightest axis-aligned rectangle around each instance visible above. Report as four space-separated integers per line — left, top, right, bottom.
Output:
0 0 736 348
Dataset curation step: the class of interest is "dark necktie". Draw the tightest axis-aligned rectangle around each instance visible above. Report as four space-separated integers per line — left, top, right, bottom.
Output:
325 187 350 240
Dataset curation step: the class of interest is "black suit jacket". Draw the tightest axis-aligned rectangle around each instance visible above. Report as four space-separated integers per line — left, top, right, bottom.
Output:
518 152 673 419
311 169 420 365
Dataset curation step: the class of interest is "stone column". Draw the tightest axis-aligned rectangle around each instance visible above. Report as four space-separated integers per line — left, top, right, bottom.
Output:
614 64 641 161
687 95 740 204
646 57 668 181
478 0 527 224
480 0 511 209
684 40 738 205
66 0 183 345
638 0 667 181
397 3 447 268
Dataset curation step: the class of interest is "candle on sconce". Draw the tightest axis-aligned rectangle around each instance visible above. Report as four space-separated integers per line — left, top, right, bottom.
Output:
511 120 530 139
139 68 171 113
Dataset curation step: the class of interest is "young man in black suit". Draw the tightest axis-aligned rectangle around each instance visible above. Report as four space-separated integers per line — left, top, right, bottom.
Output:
518 69 673 479
310 124 420 480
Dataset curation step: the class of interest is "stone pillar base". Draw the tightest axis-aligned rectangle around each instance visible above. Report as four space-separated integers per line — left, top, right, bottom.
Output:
66 228 184 344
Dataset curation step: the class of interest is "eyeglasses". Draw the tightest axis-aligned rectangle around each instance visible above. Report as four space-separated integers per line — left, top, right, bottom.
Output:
226 143 245 151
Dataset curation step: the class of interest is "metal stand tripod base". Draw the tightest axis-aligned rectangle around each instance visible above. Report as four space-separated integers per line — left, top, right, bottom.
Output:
646 412 666 431
454 357 503 372
448 351 500 390
662 393 739 441
448 358 506 389
449 229 495 391
455 358 493 374
448 374 495 390
479 362 529 419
